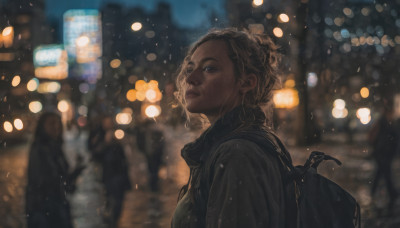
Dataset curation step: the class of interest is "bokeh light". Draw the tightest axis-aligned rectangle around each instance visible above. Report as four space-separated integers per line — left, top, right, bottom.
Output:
146 89 157 102
333 99 346 109
273 27 283 38
273 88 299 109
278 14 289 23
11 75 21 87
110 59 121 68
136 90 146 101
131 22 142 31
146 53 157 61
114 129 125 140
76 35 90 47
3 121 13 133
356 107 371 124
13 118 23 130
307 72 318 87
145 105 161 118
2 26 13 36
116 113 132 125
57 100 70 113
27 78 39 91
360 87 369 98
332 107 348 118
126 89 137 102
253 0 263 7
29 101 43 113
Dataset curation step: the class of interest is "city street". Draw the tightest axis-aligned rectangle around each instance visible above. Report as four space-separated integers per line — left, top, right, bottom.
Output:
1 125 400 228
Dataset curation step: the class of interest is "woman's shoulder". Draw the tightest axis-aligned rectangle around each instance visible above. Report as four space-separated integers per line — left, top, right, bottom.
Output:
211 137 278 165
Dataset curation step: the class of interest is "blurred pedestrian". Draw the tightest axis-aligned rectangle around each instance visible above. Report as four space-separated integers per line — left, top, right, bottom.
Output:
87 115 111 163
100 118 132 227
136 119 165 192
171 28 296 227
25 112 85 228
368 97 399 213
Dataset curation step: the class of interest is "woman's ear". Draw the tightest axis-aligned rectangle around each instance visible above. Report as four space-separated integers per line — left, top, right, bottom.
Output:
239 73 257 95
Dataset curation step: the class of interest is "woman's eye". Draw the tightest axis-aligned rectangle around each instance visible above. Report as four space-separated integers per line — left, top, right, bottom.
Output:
203 66 216 73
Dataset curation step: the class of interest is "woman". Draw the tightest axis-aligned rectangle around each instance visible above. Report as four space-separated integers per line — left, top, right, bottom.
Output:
25 112 85 228
171 28 295 227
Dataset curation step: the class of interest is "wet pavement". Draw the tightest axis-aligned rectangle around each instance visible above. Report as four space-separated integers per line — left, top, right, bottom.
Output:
1 125 400 228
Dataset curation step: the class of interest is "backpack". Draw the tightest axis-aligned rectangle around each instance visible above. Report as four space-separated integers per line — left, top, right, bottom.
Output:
227 129 361 228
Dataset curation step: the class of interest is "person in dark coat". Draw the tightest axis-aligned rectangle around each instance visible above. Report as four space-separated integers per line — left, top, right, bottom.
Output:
136 119 165 192
101 120 132 227
25 112 85 228
171 28 296 227
369 97 399 213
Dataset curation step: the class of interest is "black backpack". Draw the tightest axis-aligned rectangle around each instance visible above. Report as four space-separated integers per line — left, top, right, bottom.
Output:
227 130 361 228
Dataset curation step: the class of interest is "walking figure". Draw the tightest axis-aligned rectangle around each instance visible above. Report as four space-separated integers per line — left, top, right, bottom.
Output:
100 117 132 227
369 97 399 213
136 119 165 192
25 112 85 228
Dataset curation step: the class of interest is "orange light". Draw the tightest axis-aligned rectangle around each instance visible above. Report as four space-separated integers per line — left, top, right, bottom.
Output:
135 80 147 91
126 89 137 102
360 87 369 98
273 88 299 109
273 27 283 38
136 90 146 101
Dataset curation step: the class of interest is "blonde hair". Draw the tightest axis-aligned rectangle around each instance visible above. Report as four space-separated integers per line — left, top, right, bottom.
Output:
175 27 280 121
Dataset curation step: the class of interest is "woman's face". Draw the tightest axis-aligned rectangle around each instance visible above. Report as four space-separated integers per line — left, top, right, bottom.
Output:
44 115 62 140
184 40 243 123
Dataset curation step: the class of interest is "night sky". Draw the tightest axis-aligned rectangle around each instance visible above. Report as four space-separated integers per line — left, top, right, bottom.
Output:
45 0 226 29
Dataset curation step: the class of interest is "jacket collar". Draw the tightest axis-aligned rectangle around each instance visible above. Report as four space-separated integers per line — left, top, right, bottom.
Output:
181 105 266 168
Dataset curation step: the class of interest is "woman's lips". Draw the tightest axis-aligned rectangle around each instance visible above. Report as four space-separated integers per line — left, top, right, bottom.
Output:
185 90 200 98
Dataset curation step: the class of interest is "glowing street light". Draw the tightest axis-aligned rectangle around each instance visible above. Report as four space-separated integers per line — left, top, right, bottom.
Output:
131 22 142 31
146 89 157 103
27 78 39 91
278 14 290 23
114 129 125 140
135 80 147 91
273 27 283 38
11 75 21 87
13 118 23 130
3 121 13 133
360 87 369 98
333 99 346 109
253 0 263 7
116 113 132 125
356 107 371 124
29 101 43 113
126 89 137 102
332 99 348 118
57 100 70 113
145 105 161 118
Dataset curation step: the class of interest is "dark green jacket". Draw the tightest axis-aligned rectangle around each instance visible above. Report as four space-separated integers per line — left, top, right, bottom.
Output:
172 106 292 228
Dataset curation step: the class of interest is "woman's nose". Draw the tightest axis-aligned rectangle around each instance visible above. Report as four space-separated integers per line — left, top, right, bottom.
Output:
186 69 200 85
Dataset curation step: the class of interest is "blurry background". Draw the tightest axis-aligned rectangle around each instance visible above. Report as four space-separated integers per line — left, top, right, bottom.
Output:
1 0 400 227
